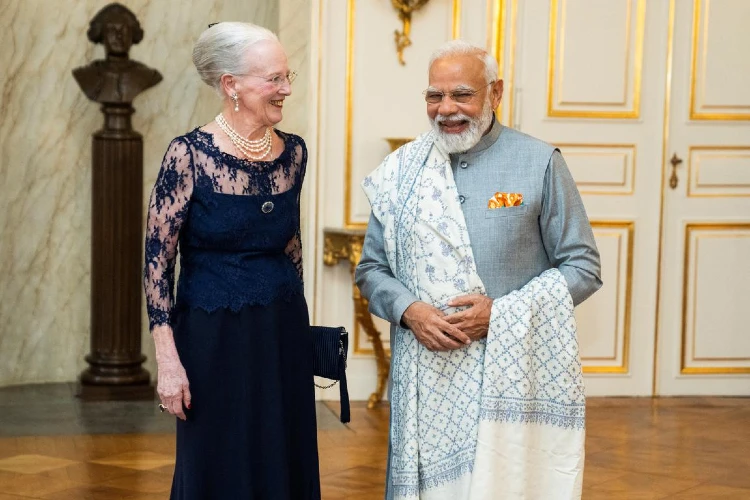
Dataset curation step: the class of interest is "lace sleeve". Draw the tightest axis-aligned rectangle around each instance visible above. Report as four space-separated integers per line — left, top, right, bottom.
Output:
285 229 303 281
143 138 194 330
284 139 307 281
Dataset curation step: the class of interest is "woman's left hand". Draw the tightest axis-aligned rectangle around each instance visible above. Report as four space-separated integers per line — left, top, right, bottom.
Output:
157 356 191 421
153 325 191 420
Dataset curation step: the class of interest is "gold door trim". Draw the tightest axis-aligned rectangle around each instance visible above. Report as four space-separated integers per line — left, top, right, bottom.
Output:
490 0 506 120
689 0 750 121
556 143 637 195
680 223 750 374
652 0 676 395
343 0 362 228
581 221 634 374
505 0 518 127
687 146 750 198
452 0 462 39
547 0 646 119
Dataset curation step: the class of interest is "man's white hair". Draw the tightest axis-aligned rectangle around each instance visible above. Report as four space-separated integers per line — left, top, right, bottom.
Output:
428 40 498 84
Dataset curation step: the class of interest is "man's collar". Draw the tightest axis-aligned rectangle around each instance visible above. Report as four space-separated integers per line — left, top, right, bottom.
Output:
452 118 503 157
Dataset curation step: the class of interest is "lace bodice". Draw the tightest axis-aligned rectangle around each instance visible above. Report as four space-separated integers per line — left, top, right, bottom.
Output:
143 128 307 330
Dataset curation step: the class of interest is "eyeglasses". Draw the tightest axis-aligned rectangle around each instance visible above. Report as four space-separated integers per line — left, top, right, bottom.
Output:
423 81 495 104
245 71 298 87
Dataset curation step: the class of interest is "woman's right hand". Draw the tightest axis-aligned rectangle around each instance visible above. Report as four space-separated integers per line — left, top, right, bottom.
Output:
153 325 192 421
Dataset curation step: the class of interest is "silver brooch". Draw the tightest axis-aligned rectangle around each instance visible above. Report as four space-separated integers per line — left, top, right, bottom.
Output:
261 201 274 214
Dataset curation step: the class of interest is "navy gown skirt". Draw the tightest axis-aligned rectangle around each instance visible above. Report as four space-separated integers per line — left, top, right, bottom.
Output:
170 293 321 499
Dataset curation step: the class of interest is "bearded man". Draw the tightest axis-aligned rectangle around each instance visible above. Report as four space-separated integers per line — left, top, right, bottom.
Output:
355 40 602 500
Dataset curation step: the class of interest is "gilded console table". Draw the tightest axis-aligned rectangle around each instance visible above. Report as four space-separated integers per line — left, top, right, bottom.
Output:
323 227 390 409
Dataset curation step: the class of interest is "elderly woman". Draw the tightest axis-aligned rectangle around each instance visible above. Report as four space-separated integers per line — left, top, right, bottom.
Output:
143 22 320 499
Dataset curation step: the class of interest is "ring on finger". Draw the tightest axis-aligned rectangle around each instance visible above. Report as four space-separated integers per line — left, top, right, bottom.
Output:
158 403 167 412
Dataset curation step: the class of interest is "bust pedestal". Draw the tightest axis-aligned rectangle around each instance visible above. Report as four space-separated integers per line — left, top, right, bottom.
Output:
72 4 161 400
78 105 152 401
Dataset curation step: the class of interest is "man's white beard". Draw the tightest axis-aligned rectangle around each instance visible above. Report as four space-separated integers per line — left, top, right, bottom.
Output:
431 99 495 154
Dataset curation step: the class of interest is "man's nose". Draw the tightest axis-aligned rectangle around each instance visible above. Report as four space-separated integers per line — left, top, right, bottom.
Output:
437 96 459 116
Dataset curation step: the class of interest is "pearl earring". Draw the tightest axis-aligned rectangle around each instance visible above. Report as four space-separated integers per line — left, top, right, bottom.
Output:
232 93 239 112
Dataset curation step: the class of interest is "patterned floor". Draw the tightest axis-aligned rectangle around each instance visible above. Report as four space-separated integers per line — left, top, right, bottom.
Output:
0 385 748 499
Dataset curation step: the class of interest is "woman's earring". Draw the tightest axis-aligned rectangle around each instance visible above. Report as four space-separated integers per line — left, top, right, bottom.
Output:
232 93 239 112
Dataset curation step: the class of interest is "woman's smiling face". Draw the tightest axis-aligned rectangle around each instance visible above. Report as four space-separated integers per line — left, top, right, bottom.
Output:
232 40 292 127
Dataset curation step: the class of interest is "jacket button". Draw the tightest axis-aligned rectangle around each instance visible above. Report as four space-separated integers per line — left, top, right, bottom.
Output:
459 195 466 204
459 161 468 169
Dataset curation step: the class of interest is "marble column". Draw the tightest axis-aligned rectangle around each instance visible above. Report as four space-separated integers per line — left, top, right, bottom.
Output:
279 0 317 310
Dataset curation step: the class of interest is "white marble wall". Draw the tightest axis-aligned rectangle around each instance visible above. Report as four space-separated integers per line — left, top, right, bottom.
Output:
278 0 316 306
0 0 279 386
279 0 313 139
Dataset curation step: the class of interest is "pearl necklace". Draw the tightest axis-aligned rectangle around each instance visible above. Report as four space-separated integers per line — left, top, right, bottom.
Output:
215 113 272 161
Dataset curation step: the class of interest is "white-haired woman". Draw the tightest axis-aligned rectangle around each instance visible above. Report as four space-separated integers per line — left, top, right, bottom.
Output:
143 22 320 499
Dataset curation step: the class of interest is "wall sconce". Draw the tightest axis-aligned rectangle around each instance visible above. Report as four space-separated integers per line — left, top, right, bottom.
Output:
392 0 431 65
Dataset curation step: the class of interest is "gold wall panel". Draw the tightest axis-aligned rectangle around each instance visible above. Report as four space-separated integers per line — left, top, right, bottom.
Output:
504 0 518 127
689 0 750 121
681 223 750 374
453 0 462 39
343 0 361 228
557 143 636 195
490 0 507 121
581 221 634 374
687 146 750 197
547 0 645 118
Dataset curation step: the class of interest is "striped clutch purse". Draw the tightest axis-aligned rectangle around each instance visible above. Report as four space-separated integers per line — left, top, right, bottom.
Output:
311 326 350 423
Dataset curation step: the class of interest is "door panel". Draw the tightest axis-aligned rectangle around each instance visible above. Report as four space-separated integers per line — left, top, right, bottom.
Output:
515 0 670 395
657 0 750 395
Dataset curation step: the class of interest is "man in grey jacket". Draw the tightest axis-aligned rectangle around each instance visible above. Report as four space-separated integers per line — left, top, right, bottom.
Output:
356 40 601 352
356 40 602 499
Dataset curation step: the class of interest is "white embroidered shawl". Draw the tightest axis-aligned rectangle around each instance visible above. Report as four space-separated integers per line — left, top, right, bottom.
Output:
362 132 586 500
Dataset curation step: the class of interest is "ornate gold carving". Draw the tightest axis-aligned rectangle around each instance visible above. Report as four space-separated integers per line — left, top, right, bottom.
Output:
391 0 431 65
323 228 391 408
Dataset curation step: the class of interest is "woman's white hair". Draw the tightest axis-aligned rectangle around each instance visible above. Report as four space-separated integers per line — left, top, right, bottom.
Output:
428 40 498 84
192 22 279 96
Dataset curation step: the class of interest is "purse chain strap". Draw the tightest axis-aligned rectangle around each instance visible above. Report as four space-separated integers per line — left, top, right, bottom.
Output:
314 339 347 389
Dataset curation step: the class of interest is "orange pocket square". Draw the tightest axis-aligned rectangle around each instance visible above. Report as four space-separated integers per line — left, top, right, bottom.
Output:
488 192 523 208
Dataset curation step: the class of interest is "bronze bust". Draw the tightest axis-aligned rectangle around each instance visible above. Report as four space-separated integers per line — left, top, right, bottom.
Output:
73 3 162 104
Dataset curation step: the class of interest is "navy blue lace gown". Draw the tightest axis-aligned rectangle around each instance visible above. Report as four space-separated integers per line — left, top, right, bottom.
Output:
143 128 320 499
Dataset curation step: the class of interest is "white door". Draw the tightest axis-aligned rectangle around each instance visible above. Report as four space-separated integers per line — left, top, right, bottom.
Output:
513 0 670 395
656 0 750 395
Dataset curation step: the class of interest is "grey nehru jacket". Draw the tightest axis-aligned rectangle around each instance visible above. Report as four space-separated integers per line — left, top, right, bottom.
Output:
355 120 602 326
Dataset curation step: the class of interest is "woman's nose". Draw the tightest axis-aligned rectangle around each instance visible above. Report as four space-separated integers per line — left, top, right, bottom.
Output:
278 82 292 96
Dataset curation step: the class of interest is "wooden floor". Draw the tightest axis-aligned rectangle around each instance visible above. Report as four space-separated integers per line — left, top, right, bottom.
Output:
0 398 748 499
